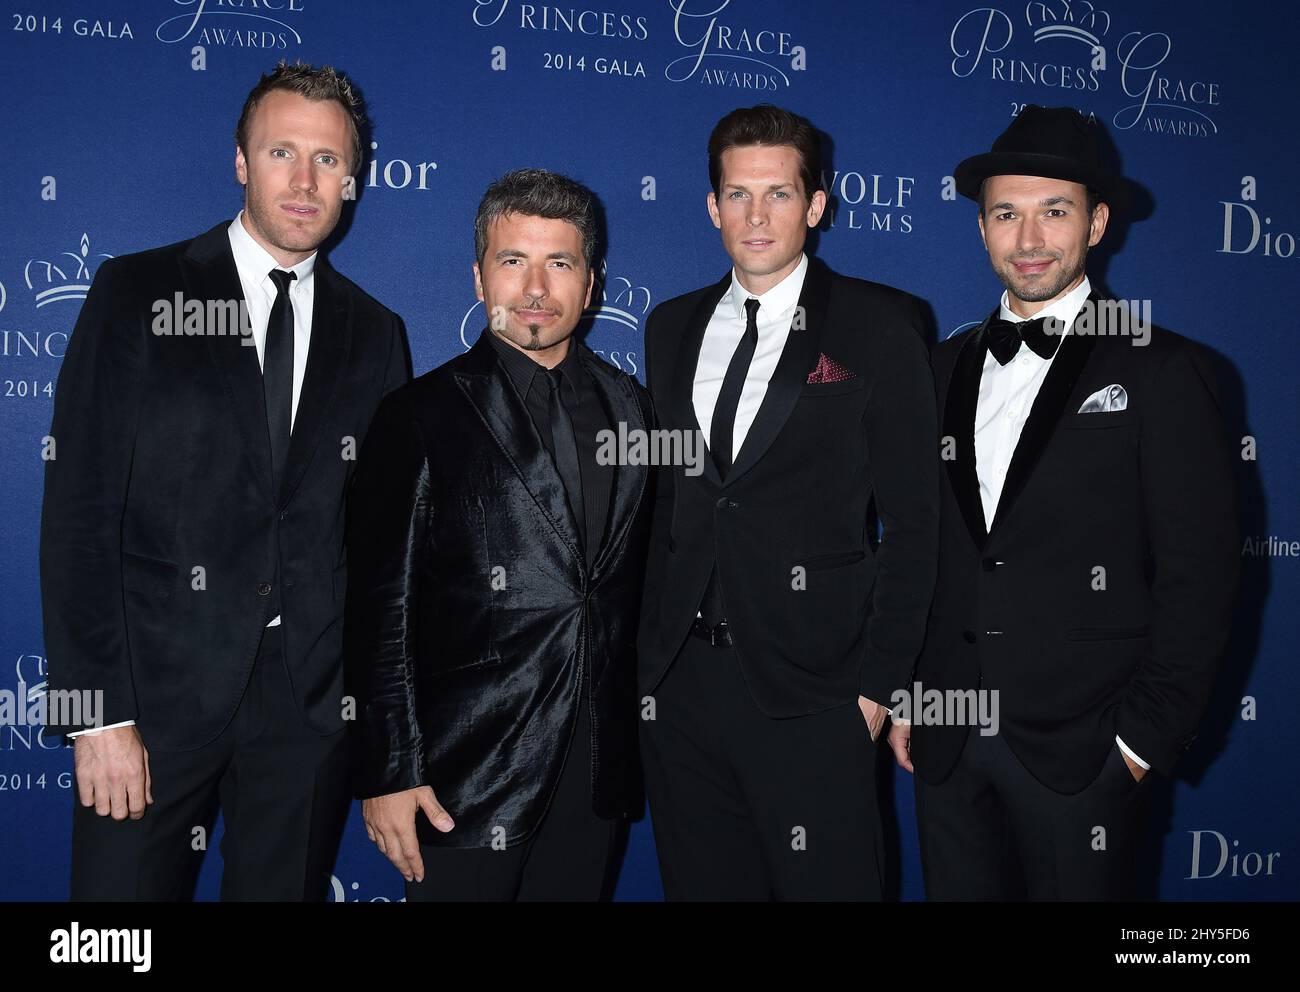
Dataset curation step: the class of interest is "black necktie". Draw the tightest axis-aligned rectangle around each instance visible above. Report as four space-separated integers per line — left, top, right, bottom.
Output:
264 269 296 489
711 297 760 479
984 314 1063 365
699 297 760 627
545 368 586 552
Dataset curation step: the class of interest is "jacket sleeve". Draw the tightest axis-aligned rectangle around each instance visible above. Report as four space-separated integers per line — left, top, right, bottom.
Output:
381 311 412 397
39 259 144 735
343 387 431 799
858 295 940 706
1118 339 1238 775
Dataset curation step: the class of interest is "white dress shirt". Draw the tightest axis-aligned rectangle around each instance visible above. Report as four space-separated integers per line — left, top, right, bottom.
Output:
228 211 316 630
972 275 1148 771
69 215 316 738
693 252 808 458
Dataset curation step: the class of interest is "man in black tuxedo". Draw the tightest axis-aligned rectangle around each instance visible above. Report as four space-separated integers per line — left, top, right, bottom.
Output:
638 105 939 900
345 169 652 901
40 63 410 900
895 106 1238 900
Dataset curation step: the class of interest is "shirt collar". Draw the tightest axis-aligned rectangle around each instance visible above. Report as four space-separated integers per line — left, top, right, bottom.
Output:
729 251 808 322
998 274 1092 330
484 327 582 398
227 210 317 294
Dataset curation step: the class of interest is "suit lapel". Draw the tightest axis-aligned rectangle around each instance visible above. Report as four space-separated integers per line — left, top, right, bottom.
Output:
723 255 830 486
581 348 649 583
987 291 1102 536
277 260 350 507
181 223 274 498
670 273 729 489
455 333 585 577
943 314 993 550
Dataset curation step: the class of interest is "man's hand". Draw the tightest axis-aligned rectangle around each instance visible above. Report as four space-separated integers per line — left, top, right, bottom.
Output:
857 695 888 743
887 719 913 773
73 725 152 820
362 786 455 883
1121 750 1148 783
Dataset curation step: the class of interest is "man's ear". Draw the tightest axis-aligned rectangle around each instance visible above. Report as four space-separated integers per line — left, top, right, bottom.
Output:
1088 201 1110 248
706 190 722 230
805 188 827 228
584 264 595 309
472 262 484 303
235 146 248 187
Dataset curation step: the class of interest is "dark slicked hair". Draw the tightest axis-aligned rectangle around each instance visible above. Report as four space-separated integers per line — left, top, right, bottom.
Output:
474 169 599 271
708 104 824 201
236 60 366 175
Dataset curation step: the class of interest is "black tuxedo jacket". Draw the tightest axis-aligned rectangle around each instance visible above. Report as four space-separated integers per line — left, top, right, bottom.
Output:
637 256 939 715
911 294 1238 791
343 331 653 847
40 221 410 747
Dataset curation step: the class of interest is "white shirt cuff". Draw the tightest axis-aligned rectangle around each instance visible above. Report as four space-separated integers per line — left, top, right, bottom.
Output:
1115 734 1149 770
67 719 136 739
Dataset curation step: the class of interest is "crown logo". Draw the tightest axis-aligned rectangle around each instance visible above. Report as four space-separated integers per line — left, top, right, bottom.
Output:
24 233 114 307
13 653 47 705
1026 0 1111 45
587 263 652 331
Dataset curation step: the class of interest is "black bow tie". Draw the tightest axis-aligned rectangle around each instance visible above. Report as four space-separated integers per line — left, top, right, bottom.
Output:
984 314 1064 365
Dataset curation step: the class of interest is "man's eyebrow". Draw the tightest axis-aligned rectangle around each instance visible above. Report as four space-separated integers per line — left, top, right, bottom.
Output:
265 138 345 157
989 195 1076 211
492 249 581 262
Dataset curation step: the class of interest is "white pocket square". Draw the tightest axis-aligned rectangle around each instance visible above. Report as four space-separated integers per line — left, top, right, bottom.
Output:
1078 384 1128 413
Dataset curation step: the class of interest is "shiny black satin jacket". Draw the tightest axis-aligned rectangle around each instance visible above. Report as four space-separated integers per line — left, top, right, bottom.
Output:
344 330 653 848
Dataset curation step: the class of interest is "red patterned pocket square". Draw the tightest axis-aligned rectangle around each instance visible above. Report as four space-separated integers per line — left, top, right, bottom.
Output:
806 353 858 384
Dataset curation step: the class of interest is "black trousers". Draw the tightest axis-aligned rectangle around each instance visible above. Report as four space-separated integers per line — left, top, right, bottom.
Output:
915 725 1152 901
405 697 619 902
70 625 351 901
641 634 883 901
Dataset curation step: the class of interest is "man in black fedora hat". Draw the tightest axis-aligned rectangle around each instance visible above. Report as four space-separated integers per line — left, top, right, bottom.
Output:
889 105 1238 899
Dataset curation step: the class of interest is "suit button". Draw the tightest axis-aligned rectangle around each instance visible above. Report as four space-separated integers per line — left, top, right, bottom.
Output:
727 499 740 510
279 511 288 521
962 630 977 644
257 583 272 596
982 557 997 571
716 497 729 509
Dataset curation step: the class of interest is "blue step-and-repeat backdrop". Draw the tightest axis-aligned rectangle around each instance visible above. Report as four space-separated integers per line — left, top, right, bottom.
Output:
1 1 1296 901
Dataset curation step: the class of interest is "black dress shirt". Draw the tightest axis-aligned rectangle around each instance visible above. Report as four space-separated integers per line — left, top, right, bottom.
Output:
485 329 613 561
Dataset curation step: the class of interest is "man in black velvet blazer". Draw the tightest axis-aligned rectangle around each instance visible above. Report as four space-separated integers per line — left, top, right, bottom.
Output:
637 105 939 900
895 106 1238 900
39 64 409 900
346 170 653 901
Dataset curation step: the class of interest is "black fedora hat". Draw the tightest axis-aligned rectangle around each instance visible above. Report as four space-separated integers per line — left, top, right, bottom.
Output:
954 105 1126 208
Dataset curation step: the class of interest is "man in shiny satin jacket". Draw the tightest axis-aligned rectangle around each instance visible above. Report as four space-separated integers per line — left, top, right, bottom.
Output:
344 169 653 901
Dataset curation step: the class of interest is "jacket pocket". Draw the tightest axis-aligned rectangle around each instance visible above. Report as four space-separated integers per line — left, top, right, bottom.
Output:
121 551 179 601
798 549 867 571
